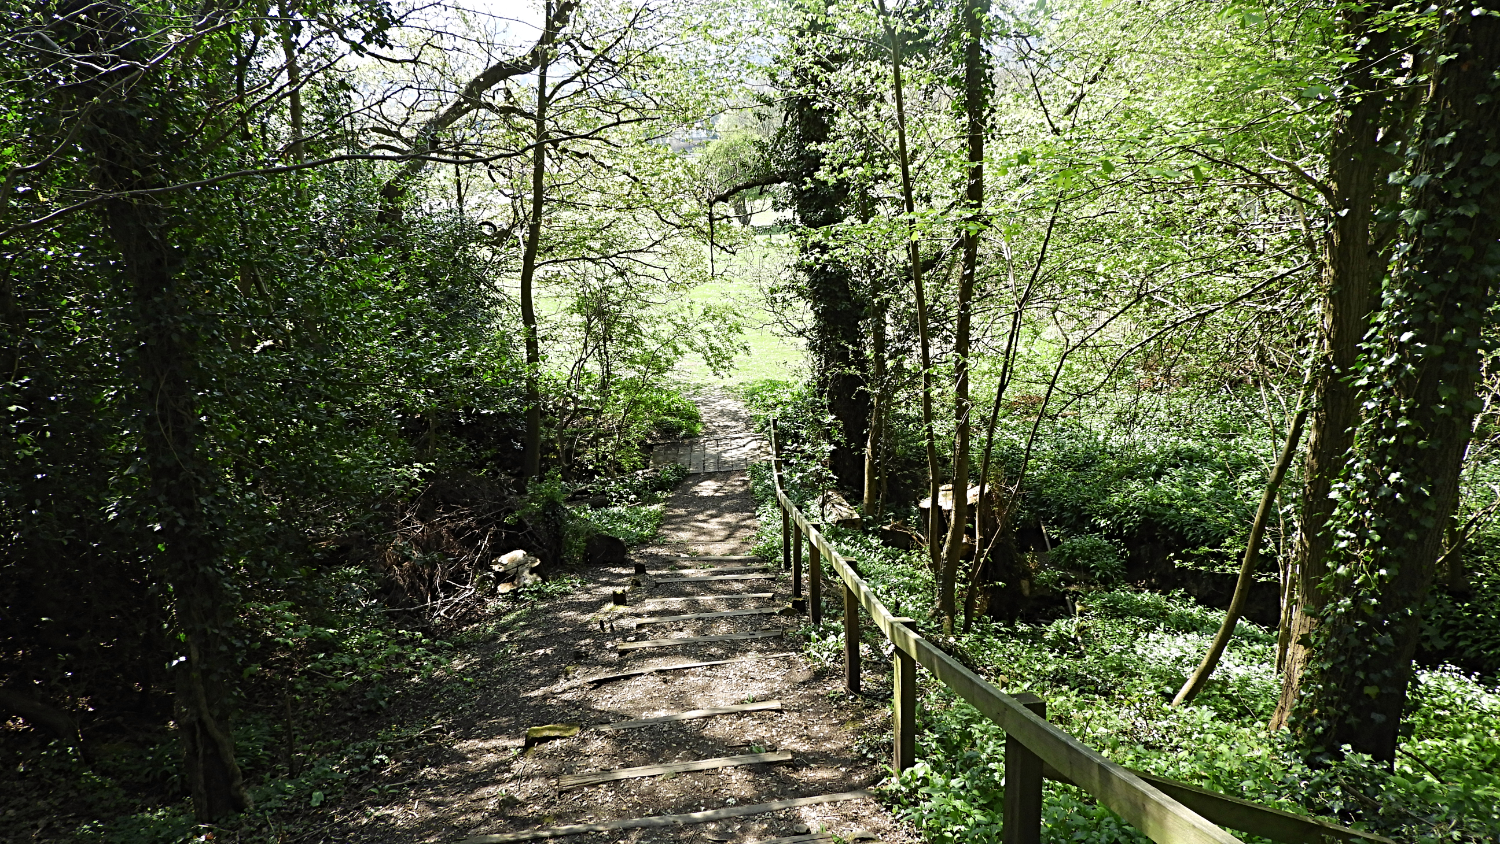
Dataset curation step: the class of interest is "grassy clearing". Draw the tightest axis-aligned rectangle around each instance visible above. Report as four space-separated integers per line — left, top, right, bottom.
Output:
678 234 806 388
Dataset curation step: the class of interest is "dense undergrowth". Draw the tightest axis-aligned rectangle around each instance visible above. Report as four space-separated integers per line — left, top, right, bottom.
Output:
742 380 1500 844
0 393 693 843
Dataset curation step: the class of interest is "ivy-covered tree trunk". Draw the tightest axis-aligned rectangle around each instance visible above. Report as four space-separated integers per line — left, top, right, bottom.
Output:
1270 4 1399 731
1285 3 1500 763
781 23 869 492
105 191 250 820
80 90 251 833
54 4 252 820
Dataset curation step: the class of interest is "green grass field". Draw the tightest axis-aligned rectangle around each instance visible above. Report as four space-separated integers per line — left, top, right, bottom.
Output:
677 234 806 389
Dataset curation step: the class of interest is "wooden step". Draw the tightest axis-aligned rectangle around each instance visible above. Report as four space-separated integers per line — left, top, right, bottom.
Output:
664 565 770 576
599 700 782 731
617 629 783 651
459 790 875 842
654 573 777 584
558 750 792 790
630 607 780 627
670 555 765 562
637 593 775 606
569 652 792 687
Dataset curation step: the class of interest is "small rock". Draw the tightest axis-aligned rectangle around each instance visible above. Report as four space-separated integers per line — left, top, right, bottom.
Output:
724 797 737 805
849 830 880 842
791 823 811 834
586 534 628 566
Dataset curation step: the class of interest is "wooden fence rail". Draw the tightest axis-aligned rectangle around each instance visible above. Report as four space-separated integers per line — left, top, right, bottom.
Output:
767 421 1391 844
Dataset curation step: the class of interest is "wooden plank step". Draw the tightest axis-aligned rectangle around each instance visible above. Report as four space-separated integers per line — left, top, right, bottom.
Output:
670 555 764 561
459 790 874 843
617 629 783 651
567 653 791 686
599 700 782 731
665 565 769 575
654 573 777 583
637 593 775 606
558 750 792 790
630 607 780 627
749 836 835 844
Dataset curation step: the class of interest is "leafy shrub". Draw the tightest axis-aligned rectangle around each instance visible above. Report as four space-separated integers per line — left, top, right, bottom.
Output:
1048 534 1125 586
1419 543 1500 678
649 390 704 439
589 464 688 505
576 504 665 546
1004 424 1267 572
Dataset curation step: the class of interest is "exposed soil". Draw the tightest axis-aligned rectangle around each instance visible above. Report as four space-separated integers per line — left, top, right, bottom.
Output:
333 393 914 844
692 388 758 438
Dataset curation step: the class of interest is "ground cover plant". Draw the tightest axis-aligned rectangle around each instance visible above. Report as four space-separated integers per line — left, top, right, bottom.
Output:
6 0 1500 840
746 384 1500 844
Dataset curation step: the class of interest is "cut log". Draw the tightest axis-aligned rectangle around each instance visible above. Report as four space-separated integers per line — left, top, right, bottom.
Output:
617 629 783 651
918 484 981 513
558 750 792 790
599 700 782 730
459 790 875 843
812 490 863 529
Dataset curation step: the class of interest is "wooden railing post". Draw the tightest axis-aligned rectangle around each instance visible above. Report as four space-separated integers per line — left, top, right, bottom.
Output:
843 582 860 694
780 505 791 571
772 420 791 572
809 537 822 625
792 521 804 600
1003 693 1046 844
891 616 917 772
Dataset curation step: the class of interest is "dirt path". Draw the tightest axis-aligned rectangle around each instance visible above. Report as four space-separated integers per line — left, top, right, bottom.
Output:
344 394 912 844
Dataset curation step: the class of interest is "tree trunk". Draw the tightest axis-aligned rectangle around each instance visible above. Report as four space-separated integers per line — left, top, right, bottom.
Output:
863 307 887 518
1284 4 1500 763
104 188 250 823
278 0 304 162
1270 5 1398 731
1174 376 1310 706
782 21 868 492
518 5 554 483
878 0 943 576
375 0 576 227
61 8 250 820
940 0 989 632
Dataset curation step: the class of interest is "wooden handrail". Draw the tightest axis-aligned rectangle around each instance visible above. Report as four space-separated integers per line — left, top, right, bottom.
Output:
765 421 1392 844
